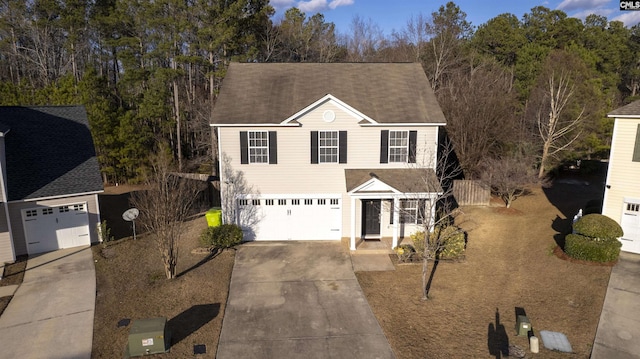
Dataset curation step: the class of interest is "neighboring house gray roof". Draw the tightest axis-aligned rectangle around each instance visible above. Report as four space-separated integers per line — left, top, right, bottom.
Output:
211 62 446 125
345 168 443 193
608 99 640 117
0 106 103 201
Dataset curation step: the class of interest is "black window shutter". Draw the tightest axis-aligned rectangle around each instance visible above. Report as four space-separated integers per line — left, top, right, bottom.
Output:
380 130 389 164
240 131 248 164
408 130 417 163
311 131 319 164
268 131 277 164
339 131 347 164
634 124 640 162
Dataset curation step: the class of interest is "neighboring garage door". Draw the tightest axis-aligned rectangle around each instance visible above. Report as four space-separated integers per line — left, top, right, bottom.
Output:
22 203 91 255
620 199 640 254
238 196 342 240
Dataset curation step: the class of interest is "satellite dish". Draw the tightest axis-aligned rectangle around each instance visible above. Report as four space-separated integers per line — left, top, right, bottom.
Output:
122 208 139 221
122 208 139 240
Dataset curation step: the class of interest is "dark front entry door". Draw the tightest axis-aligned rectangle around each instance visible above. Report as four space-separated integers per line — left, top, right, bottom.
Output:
362 199 381 237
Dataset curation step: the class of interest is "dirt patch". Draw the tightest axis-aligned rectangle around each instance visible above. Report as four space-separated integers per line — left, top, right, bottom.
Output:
0 256 28 316
92 215 235 358
357 185 611 358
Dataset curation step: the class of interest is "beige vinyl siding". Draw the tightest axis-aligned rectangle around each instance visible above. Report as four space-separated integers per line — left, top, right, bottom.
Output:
0 204 14 264
602 118 640 222
219 100 439 237
9 194 100 255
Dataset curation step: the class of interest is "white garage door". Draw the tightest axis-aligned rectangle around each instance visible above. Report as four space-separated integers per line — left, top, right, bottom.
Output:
22 203 91 255
620 199 640 254
237 195 342 241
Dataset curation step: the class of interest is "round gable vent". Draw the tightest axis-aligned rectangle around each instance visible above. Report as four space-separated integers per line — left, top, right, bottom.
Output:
323 110 336 122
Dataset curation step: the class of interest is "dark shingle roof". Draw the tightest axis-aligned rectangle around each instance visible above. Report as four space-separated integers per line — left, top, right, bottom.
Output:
345 168 443 193
608 99 640 117
211 63 446 125
0 106 103 201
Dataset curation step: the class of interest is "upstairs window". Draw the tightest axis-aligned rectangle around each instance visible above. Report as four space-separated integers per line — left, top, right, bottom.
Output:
240 131 277 164
380 130 417 164
248 131 269 163
311 131 347 164
319 131 339 163
389 131 408 162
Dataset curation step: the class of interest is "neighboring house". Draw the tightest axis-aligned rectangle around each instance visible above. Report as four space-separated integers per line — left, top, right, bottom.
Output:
603 100 640 254
0 106 103 271
211 63 446 250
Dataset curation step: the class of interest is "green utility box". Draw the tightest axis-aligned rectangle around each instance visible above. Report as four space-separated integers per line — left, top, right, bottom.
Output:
126 317 170 357
205 207 222 227
516 315 531 336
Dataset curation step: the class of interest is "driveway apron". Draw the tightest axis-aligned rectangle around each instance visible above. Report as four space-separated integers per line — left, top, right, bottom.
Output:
0 246 95 359
217 242 395 359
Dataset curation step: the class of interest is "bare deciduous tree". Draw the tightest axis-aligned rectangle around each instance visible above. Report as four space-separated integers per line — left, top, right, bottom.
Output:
481 155 536 208
401 140 463 300
438 59 519 178
130 148 204 279
537 71 584 178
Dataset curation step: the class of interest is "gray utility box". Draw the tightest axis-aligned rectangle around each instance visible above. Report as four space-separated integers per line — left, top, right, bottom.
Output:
516 315 531 336
126 317 170 357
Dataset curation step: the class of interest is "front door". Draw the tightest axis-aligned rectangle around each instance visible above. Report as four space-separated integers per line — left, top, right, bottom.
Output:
362 199 381 238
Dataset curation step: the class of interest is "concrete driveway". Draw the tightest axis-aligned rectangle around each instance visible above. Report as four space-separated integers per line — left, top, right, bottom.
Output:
0 246 95 359
216 241 395 359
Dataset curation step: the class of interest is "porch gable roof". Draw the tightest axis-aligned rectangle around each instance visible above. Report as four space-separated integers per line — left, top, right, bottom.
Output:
345 168 442 194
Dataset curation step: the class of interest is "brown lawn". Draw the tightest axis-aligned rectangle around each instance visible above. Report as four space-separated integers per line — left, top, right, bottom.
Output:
91 214 235 358
356 176 612 359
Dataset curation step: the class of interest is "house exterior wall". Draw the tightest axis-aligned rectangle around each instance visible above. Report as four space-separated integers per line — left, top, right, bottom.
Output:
0 204 13 264
218 100 439 238
9 193 101 255
602 117 640 222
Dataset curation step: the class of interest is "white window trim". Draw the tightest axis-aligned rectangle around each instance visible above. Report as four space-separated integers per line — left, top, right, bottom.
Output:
248 130 269 164
319 130 339 163
388 130 409 163
400 199 424 225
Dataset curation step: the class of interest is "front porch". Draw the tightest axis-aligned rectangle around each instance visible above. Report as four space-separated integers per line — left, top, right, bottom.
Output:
343 236 413 253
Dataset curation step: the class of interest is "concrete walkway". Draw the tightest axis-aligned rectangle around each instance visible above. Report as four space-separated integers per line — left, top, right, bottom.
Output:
591 252 640 359
216 242 395 359
0 246 96 359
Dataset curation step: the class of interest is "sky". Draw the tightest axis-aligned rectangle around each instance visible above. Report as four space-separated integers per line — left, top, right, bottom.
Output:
269 0 640 35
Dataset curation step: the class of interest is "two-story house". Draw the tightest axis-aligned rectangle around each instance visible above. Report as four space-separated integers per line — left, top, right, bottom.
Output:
602 100 640 254
211 63 446 250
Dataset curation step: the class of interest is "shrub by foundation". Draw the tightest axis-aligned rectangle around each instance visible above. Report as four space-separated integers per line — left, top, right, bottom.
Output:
565 233 622 263
573 214 623 240
200 224 243 249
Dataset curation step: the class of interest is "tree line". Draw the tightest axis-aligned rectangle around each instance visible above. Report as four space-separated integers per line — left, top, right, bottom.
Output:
1 1 638 183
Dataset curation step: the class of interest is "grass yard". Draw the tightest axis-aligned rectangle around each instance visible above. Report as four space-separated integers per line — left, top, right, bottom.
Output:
356 174 612 358
91 214 235 358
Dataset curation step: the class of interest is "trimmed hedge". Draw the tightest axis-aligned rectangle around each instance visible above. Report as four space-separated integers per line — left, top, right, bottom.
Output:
565 234 622 263
200 224 243 249
573 214 623 240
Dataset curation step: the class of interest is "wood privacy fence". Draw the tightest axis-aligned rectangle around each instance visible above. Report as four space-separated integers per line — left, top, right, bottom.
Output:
453 180 490 206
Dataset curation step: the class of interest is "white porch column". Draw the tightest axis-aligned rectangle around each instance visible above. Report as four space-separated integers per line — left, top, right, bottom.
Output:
392 196 400 249
350 196 357 250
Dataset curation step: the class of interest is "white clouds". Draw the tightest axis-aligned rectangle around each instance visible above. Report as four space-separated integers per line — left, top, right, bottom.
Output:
298 0 328 13
329 0 355 10
557 0 610 11
274 0 355 13
612 11 640 26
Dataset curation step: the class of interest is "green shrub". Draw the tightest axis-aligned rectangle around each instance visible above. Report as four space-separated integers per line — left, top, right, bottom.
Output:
573 214 623 240
565 233 622 263
200 224 243 249
409 225 466 260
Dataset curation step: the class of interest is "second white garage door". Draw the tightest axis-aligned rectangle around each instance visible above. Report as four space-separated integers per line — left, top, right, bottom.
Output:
238 195 342 240
22 203 91 255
